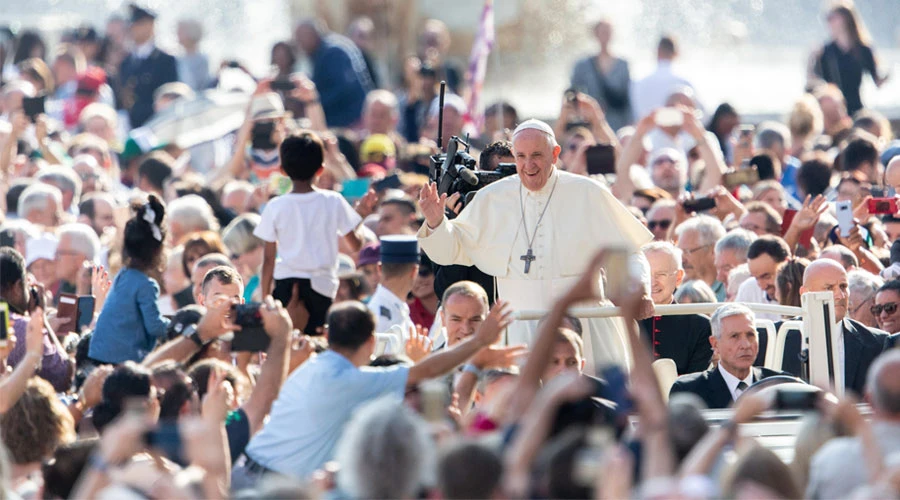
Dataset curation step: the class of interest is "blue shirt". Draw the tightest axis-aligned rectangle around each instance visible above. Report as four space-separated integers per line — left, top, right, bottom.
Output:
89 268 170 363
245 350 409 478
311 34 373 128
781 156 801 199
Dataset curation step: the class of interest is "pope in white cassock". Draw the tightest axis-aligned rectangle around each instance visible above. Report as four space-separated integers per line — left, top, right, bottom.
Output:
417 119 654 370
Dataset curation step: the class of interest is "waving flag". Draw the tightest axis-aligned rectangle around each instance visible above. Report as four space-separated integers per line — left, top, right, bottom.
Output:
462 0 495 135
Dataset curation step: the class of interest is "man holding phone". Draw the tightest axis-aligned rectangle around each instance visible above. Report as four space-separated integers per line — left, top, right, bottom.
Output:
0 248 73 392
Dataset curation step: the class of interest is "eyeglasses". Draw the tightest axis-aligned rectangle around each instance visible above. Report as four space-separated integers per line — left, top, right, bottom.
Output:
652 271 678 280
648 220 672 231
871 302 899 316
680 244 712 256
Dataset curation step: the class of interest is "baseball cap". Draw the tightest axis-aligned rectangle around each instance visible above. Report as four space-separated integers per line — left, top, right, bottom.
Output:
25 233 58 268
357 242 381 267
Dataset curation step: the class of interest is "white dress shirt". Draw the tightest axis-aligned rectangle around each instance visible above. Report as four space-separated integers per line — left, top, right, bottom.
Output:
735 277 780 321
630 61 698 120
718 363 754 401
133 41 154 60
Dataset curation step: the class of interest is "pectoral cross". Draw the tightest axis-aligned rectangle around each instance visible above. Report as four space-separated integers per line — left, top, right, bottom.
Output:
520 248 536 274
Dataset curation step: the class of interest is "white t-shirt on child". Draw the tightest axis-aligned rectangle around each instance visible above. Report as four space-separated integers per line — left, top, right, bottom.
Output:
254 190 362 298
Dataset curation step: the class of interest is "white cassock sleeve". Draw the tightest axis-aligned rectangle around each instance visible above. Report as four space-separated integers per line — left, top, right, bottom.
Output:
417 186 503 270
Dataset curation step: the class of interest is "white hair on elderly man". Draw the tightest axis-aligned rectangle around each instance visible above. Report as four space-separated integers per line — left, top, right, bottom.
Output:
17 183 63 219
57 223 102 260
334 395 435 499
37 166 82 204
168 194 219 240
709 303 756 338
642 241 684 270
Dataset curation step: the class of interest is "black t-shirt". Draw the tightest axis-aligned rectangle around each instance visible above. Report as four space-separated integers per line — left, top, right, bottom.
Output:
815 41 877 115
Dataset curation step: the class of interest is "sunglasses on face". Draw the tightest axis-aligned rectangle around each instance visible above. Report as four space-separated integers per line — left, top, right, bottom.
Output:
871 302 899 316
648 219 672 231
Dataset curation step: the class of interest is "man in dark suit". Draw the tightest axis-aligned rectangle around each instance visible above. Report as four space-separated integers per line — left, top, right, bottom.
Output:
795 259 889 395
116 4 178 128
641 242 713 374
670 303 787 409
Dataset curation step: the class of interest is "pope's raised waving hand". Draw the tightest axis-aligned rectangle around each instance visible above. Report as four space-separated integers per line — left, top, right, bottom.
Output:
419 182 448 229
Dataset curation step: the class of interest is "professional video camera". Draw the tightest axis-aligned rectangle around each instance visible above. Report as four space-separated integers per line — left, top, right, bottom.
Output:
429 82 517 211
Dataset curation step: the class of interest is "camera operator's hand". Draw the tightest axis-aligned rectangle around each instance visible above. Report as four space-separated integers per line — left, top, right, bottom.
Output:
197 296 239 342
260 296 292 343
419 182 448 230
444 192 463 215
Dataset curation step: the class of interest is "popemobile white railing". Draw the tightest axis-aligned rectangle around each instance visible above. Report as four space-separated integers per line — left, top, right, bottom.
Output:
512 292 844 398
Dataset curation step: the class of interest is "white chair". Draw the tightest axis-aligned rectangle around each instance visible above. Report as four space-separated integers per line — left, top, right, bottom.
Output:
652 358 679 402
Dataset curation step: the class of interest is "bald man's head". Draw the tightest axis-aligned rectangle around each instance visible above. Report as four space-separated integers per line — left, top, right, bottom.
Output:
801 259 850 320
867 350 900 417
885 157 900 192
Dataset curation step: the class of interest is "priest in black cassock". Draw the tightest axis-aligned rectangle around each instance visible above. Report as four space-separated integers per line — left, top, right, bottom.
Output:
115 4 178 128
640 242 713 375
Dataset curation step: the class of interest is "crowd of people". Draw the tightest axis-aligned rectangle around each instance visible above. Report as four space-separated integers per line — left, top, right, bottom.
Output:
0 1 899 498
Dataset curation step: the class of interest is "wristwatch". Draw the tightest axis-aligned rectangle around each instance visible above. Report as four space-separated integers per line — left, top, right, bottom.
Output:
182 324 205 347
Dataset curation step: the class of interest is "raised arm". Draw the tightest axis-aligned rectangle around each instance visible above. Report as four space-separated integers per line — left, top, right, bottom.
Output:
0 309 45 414
241 296 292 434
685 110 726 194
406 301 512 387
612 111 656 202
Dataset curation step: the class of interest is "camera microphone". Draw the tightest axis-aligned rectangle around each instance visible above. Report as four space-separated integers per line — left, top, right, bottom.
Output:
457 166 478 186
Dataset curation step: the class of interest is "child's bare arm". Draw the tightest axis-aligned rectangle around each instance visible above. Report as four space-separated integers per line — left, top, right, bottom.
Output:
342 225 364 252
261 241 277 299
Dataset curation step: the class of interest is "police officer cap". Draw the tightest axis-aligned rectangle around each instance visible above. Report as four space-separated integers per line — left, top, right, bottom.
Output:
129 3 157 23
380 235 419 264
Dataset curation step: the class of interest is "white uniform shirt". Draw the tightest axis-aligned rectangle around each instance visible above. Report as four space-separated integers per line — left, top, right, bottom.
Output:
367 284 414 340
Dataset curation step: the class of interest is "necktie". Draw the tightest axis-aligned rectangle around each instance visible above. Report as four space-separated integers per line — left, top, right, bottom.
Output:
736 381 748 396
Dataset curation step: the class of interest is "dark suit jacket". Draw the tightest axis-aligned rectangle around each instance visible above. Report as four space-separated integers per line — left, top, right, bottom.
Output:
669 365 786 409
885 332 900 350
640 313 713 375
117 47 179 128
770 318 887 395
